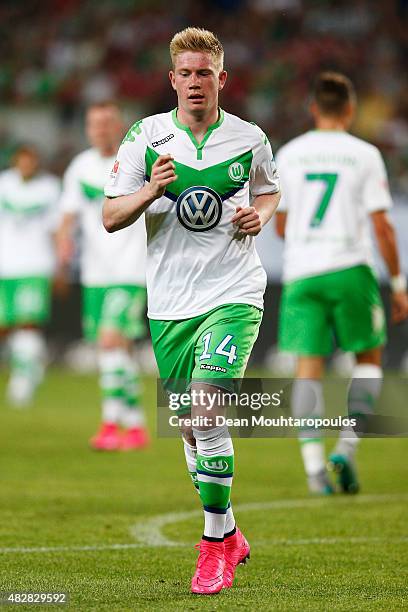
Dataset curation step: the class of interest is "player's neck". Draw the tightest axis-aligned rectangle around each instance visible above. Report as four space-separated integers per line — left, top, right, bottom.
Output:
97 145 118 158
314 117 347 131
176 106 220 142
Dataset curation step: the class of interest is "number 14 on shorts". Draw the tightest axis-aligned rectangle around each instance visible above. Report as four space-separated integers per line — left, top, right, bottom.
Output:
199 332 238 365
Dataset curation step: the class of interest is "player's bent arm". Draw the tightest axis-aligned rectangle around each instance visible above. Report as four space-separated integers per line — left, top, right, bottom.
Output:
371 210 408 323
253 192 281 228
103 154 177 233
103 186 157 233
232 192 281 236
275 211 287 239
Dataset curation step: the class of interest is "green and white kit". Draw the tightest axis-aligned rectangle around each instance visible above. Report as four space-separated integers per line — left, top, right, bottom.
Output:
0 168 60 326
277 130 391 354
150 303 262 398
105 108 279 321
59 148 147 338
82 284 146 342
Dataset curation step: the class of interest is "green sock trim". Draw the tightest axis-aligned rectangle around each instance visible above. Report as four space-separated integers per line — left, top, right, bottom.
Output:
196 454 234 476
198 481 231 509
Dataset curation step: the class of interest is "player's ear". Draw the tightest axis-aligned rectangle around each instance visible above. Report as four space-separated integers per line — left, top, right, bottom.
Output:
169 71 176 91
309 100 318 120
218 70 227 91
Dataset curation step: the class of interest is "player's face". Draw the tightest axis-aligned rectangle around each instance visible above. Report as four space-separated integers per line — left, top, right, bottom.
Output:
86 107 123 153
169 52 227 117
15 151 39 180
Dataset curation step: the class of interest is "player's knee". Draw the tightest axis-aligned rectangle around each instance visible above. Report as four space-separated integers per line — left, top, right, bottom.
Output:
355 347 382 367
192 425 231 454
98 329 126 350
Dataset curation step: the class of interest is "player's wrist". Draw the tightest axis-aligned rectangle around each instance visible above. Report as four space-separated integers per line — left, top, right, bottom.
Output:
143 183 160 204
390 274 407 294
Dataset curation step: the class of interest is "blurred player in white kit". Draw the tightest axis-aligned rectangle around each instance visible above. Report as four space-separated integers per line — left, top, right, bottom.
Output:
0 145 61 406
276 72 408 494
57 102 149 451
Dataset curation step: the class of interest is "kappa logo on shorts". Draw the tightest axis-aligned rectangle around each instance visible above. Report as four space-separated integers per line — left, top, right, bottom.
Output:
201 459 230 473
200 364 227 373
176 186 222 232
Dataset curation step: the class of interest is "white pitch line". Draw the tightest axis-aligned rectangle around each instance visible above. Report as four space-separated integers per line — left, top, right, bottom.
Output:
1 494 407 555
129 493 408 547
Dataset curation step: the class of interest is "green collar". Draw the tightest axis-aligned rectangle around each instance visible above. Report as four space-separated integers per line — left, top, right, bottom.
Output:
171 108 224 160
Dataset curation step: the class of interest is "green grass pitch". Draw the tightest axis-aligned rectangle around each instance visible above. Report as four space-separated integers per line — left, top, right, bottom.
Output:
0 369 407 611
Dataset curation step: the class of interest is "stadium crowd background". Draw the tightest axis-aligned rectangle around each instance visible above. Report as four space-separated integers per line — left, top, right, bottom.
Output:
1 0 408 191
1 0 407 368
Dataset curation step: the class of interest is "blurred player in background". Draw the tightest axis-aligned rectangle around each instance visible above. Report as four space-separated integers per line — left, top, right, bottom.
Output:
103 27 280 594
0 145 60 406
56 102 149 451
275 72 408 495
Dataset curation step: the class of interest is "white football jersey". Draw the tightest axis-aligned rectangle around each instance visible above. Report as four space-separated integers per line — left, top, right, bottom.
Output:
0 168 60 278
105 109 279 320
277 130 393 282
59 148 146 287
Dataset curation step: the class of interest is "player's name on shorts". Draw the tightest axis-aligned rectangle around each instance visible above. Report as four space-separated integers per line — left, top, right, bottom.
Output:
168 415 357 429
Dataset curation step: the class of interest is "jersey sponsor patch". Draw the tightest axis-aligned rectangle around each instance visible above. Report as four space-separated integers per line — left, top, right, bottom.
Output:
176 186 222 232
108 160 120 186
152 134 174 148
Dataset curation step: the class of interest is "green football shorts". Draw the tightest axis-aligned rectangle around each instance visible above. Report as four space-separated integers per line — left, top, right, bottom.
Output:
82 284 147 342
0 276 51 327
278 265 386 356
150 303 263 413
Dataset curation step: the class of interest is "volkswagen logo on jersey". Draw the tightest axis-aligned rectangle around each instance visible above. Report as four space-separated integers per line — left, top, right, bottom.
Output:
176 186 222 232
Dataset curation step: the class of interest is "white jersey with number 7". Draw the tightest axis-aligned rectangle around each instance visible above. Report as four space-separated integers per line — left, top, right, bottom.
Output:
276 130 393 283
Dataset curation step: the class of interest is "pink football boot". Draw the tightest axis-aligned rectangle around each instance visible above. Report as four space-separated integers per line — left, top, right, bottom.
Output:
120 426 150 450
191 539 225 595
89 423 121 451
223 527 250 588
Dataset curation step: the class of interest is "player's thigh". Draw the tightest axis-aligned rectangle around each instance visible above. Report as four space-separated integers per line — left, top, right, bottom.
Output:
3 277 51 327
149 316 197 385
278 278 332 356
82 286 104 342
191 304 263 383
101 285 146 340
333 266 386 353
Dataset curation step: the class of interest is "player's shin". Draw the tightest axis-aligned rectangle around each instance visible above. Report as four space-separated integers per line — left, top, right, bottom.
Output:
292 379 332 493
121 354 146 427
183 437 199 492
7 329 46 406
98 348 127 424
335 363 383 457
193 425 234 540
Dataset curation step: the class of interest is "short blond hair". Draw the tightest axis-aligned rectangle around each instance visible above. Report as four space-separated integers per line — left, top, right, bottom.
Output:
170 27 224 72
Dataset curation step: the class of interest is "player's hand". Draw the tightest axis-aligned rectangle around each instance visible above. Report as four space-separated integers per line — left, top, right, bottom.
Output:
146 154 177 200
391 291 408 324
232 206 262 236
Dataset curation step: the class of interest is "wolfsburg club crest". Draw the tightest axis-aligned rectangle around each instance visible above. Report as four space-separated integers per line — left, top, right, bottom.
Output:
176 186 222 232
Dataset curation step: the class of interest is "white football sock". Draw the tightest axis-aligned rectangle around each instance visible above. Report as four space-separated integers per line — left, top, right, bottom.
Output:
292 379 325 476
335 363 383 457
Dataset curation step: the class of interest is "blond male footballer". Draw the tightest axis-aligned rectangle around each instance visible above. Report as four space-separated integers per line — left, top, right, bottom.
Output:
103 28 280 594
